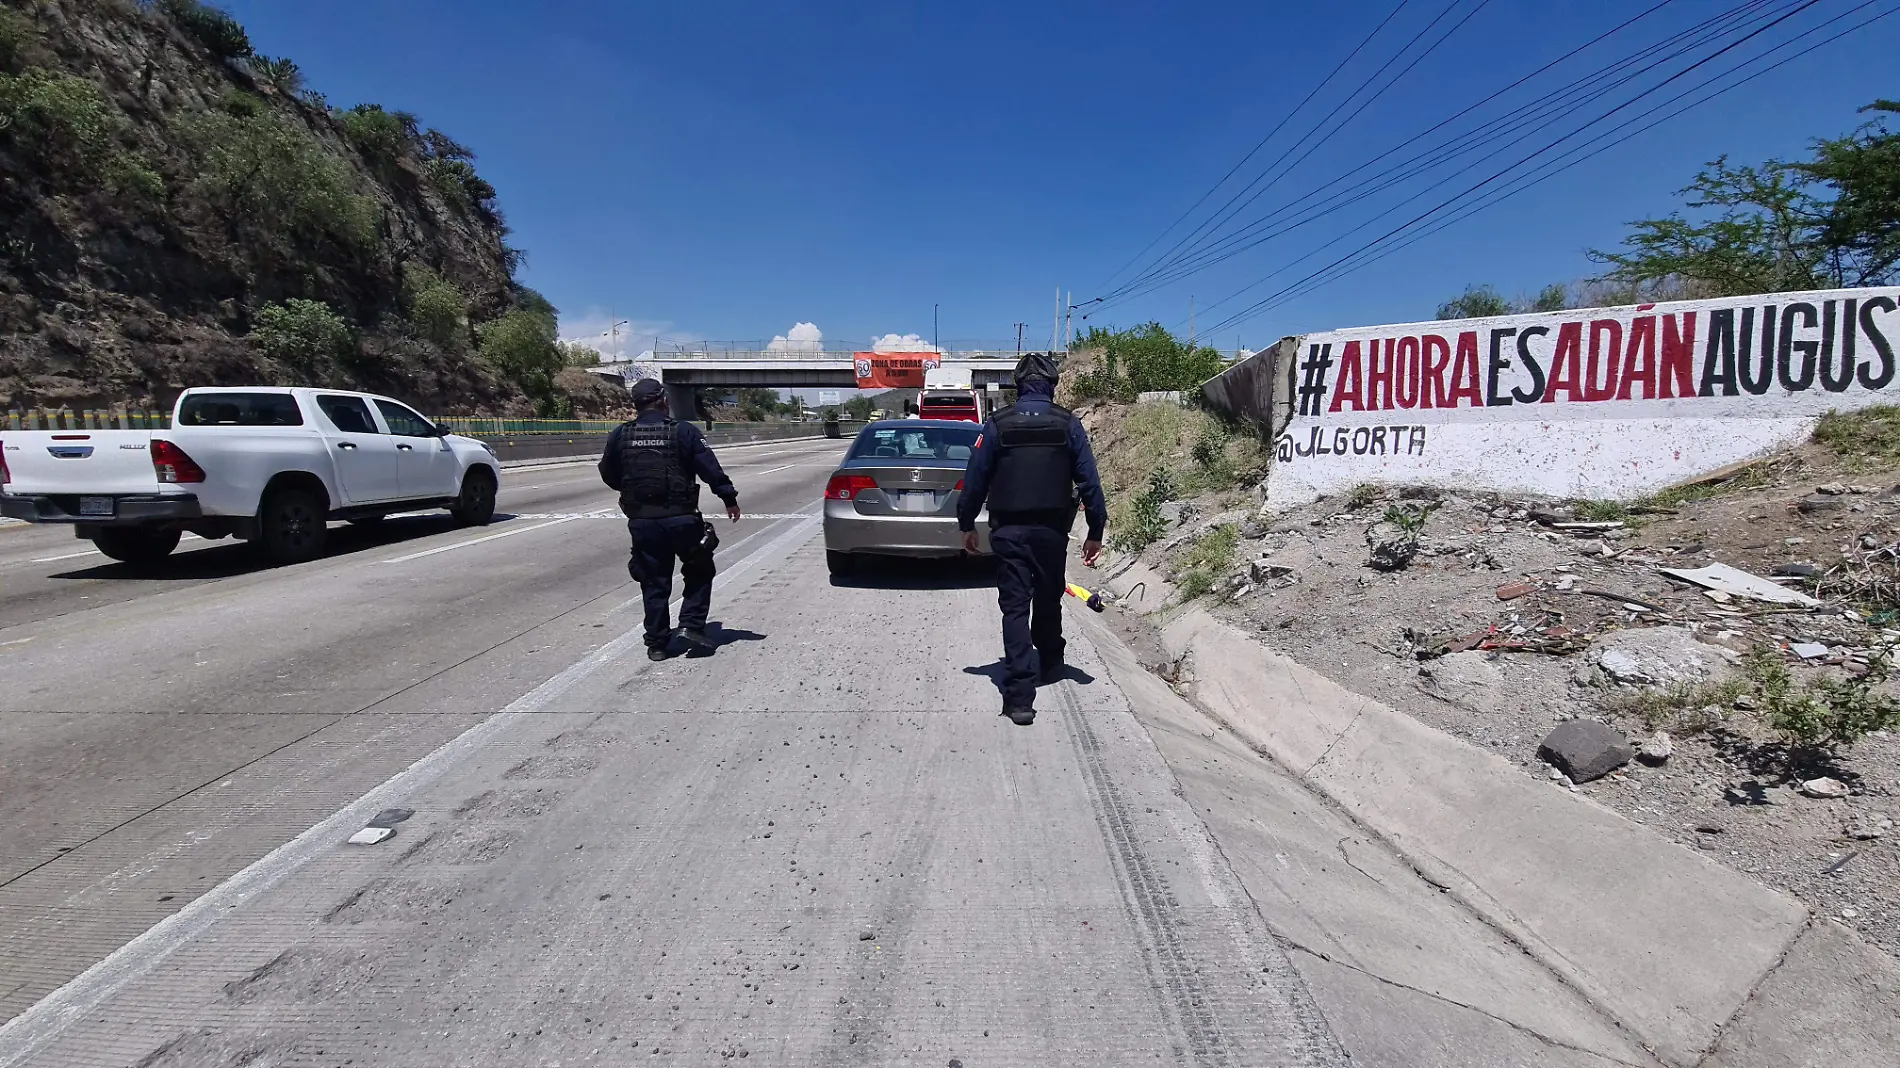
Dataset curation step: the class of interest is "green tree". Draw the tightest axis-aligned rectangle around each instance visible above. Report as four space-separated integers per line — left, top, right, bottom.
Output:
1068 322 1224 398
156 0 252 60
248 55 302 94
1436 285 1512 320
1591 100 1900 295
401 265 466 350
842 395 875 421
180 107 380 255
251 298 351 376
557 341 602 366
337 103 417 177
1528 283 1570 312
0 69 158 194
478 306 565 415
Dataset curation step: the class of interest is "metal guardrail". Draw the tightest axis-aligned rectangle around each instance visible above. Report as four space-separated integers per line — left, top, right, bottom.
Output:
6 408 172 430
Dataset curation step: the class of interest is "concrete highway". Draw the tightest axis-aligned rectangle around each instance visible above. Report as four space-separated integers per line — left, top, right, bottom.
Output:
0 435 1343 1067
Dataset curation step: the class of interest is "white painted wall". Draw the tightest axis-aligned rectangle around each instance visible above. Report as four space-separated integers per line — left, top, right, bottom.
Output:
1266 286 1900 507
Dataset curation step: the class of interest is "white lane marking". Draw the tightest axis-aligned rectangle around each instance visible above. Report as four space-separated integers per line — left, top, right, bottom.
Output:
0 514 821 1067
0 637 33 648
510 512 814 520
379 518 574 563
33 549 101 563
748 463 800 476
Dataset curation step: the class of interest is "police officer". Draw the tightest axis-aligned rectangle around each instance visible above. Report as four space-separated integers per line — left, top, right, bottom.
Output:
599 379 742 661
957 353 1108 726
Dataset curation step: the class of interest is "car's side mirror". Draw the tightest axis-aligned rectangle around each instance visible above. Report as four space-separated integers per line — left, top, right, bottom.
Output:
431 423 451 437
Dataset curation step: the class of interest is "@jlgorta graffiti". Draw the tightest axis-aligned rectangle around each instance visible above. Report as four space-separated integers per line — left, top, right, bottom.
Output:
1277 424 1426 463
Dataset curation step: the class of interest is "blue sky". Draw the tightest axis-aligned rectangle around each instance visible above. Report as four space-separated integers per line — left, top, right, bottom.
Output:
223 1 1898 356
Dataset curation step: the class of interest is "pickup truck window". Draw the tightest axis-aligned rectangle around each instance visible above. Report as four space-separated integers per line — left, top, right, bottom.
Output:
316 395 379 435
374 400 435 438
177 393 305 427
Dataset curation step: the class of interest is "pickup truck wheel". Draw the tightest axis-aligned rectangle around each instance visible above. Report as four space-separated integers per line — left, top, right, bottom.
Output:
258 487 327 564
92 528 181 565
450 469 497 526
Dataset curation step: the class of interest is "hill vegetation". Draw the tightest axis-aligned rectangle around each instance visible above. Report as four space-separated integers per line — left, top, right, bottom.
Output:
0 0 594 416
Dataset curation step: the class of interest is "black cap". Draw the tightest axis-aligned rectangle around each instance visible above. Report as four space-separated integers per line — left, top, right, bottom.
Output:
630 378 665 404
1014 352 1060 384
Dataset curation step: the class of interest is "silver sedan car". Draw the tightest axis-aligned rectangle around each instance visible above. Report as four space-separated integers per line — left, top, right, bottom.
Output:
822 419 990 576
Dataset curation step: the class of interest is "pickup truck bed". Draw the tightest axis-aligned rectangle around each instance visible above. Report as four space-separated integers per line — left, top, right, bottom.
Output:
1 387 501 565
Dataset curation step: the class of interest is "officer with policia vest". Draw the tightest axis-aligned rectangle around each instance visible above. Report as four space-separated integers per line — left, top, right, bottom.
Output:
957 353 1108 726
599 378 741 661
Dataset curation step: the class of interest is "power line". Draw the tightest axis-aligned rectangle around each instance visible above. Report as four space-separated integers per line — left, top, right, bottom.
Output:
1242 0 1899 326
1089 0 1416 297
1107 0 1773 308
1194 0 1838 339
1101 0 1782 314
1106 0 1492 302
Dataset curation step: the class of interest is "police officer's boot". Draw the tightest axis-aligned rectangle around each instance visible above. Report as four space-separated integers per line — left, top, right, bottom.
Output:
1002 705 1036 726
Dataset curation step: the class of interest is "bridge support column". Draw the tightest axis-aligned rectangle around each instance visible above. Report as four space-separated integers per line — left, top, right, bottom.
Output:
664 382 701 422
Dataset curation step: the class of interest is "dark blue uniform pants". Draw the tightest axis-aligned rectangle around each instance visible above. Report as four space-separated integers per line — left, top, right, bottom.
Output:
991 524 1068 708
628 515 715 649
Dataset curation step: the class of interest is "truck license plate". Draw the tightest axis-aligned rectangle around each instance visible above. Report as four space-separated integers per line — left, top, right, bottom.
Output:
78 496 114 517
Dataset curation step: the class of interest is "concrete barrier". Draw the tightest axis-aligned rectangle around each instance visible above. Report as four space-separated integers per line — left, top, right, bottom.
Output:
1262 286 1900 507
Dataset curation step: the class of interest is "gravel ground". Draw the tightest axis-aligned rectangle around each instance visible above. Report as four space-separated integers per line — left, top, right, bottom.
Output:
1117 439 1900 961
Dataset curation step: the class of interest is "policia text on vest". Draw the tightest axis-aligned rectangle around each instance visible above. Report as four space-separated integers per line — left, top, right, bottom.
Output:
956 354 1108 727
598 380 742 662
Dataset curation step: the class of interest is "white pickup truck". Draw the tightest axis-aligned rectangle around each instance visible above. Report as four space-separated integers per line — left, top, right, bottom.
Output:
0 387 501 565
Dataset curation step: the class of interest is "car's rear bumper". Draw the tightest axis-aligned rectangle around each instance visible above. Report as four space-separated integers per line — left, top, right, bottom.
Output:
0 492 203 525
823 502 991 556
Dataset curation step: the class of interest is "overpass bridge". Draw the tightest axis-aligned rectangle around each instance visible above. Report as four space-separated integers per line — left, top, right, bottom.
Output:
641 350 1023 414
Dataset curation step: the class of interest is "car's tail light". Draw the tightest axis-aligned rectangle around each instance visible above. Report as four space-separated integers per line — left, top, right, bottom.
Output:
151 439 206 483
824 474 877 500
0 440 9 486
955 479 964 490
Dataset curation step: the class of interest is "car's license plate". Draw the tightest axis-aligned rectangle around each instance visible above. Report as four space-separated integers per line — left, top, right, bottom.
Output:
896 491 937 513
78 496 114 517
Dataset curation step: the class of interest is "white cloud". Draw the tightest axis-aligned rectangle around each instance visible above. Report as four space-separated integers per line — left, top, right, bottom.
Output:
558 310 681 364
869 333 937 352
767 321 824 353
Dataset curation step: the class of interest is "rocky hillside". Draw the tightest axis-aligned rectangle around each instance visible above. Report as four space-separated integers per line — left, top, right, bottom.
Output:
0 0 568 415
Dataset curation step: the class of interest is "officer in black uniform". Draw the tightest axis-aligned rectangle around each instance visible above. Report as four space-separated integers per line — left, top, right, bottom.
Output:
956 353 1108 726
599 379 742 661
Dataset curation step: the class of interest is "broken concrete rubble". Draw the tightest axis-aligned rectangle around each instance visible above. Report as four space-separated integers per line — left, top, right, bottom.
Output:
1579 625 1737 687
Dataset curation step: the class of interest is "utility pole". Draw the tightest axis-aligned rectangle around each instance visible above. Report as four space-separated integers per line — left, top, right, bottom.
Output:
1015 323 1025 353
1063 290 1072 350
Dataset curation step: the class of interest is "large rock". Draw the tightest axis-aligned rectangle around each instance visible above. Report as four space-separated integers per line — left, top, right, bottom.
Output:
1578 626 1736 687
1538 720 1633 783
1418 651 1503 712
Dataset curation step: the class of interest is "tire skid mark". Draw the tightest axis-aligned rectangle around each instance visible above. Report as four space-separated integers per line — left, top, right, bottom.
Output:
1059 688 1234 1067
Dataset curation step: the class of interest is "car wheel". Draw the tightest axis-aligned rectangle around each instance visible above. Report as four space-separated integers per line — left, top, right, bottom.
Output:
258 486 328 565
826 550 857 577
450 468 497 526
91 527 181 565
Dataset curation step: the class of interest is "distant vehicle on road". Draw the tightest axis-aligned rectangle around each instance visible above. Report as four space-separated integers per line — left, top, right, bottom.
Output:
822 418 988 576
0 387 501 565
917 389 983 422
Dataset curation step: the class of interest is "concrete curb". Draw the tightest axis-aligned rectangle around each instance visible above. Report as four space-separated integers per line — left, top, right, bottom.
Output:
1100 557 1900 1068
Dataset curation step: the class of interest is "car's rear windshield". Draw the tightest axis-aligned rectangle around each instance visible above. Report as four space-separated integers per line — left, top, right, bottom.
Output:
176 393 304 427
848 424 981 462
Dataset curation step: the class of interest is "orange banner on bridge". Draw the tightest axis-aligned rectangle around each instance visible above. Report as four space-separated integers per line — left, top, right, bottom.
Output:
853 351 942 389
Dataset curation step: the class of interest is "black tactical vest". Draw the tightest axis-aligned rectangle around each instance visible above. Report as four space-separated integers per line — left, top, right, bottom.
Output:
987 402 1078 529
619 418 700 519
